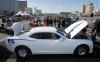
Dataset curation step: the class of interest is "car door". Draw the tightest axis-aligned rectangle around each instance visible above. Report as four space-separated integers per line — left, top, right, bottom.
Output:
29 32 52 54
29 32 68 54
30 32 67 54
44 32 69 54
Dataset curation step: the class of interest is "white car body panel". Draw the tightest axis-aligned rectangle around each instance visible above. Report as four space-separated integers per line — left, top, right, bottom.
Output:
6 20 93 55
11 22 24 36
6 36 93 54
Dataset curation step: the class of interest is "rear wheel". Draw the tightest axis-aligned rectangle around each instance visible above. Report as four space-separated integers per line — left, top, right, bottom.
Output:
74 45 89 56
15 46 32 59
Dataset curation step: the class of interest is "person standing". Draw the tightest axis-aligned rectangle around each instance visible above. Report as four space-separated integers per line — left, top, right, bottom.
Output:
2 18 6 23
45 16 49 26
75 17 79 22
53 17 57 27
91 18 100 44
48 17 53 26
62 18 66 29
66 16 72 27
57 18 61 29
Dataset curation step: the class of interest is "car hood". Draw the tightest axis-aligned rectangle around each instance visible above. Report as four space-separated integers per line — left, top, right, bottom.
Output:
64 20 88 39
11 22 24 36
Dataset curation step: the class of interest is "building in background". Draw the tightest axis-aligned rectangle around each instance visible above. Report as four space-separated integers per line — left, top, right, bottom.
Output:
83 5 86 13
25 7 33 15
36 10 42 15
86 3 94 15
34 7 37 14
18 0 27 12
0 0 19 15
0 0 2 15
34 7 42 15
0 0 27 15
94 8 100 16
0 0 11 15
82 3 94 16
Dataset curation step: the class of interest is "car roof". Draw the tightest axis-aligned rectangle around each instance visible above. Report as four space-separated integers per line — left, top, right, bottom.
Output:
30 27 57 33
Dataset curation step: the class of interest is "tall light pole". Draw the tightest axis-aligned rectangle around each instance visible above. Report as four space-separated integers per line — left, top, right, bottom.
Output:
12 0 14 12
0 0 1 15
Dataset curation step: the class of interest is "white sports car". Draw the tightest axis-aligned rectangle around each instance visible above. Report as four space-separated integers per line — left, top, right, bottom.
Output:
6 20 93 58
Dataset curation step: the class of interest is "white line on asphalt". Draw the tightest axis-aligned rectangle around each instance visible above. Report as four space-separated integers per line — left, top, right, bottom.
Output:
0 36 10 42
6 59 16 62
94 45 100 48
87 28 92 30
86 32 91 35
86 32 100 40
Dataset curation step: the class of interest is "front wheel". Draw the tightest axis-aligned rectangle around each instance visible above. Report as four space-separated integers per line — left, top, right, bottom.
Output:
74 45 89 56
15 46 32 59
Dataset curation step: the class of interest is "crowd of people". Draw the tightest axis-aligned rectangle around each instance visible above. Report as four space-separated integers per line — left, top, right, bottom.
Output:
30 16 88 35
0 16 12 33
45 16 73 29
0 15 100 44
34 16 100 44
29 16 74 30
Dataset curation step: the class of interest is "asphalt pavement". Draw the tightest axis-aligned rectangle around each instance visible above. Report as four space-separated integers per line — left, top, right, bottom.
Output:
0 41 100 62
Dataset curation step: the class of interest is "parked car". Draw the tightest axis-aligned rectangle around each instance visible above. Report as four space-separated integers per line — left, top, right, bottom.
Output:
29 21 45 27
6 20 93 59
0 22 24 36
7 22 24 36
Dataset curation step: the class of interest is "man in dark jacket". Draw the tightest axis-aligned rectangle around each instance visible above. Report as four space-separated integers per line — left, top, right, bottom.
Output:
66 16 72 27
91 18 100 44
2 18 6 23
62 18 66 29
46 16 50 26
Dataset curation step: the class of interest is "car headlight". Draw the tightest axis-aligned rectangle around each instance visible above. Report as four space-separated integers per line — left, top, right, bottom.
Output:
8 39 15 44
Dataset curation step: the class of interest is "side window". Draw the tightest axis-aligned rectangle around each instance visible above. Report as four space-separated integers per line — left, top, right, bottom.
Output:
39 33 52 39
29 32 60 39
39 33 60 39
51 33 60 39
29 33 40 39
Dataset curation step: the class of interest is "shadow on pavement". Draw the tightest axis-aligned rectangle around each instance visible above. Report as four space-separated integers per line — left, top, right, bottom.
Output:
16 46 100 62
0 45 12 62
16 54 100 62
0 44 100 62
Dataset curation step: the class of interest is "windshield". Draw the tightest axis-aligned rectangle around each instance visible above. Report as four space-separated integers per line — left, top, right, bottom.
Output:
57 29 66 37
16 30 28 36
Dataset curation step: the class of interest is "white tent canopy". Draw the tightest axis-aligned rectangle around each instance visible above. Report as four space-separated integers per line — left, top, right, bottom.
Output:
15 10 30 16
15 10 25 16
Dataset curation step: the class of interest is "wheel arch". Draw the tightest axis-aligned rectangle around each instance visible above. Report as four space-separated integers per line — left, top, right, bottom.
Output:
74 44 90 54
14 45 32 54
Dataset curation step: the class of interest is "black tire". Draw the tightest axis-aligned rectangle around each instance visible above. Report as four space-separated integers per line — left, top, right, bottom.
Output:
74 45 89 56
15 46 32 59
